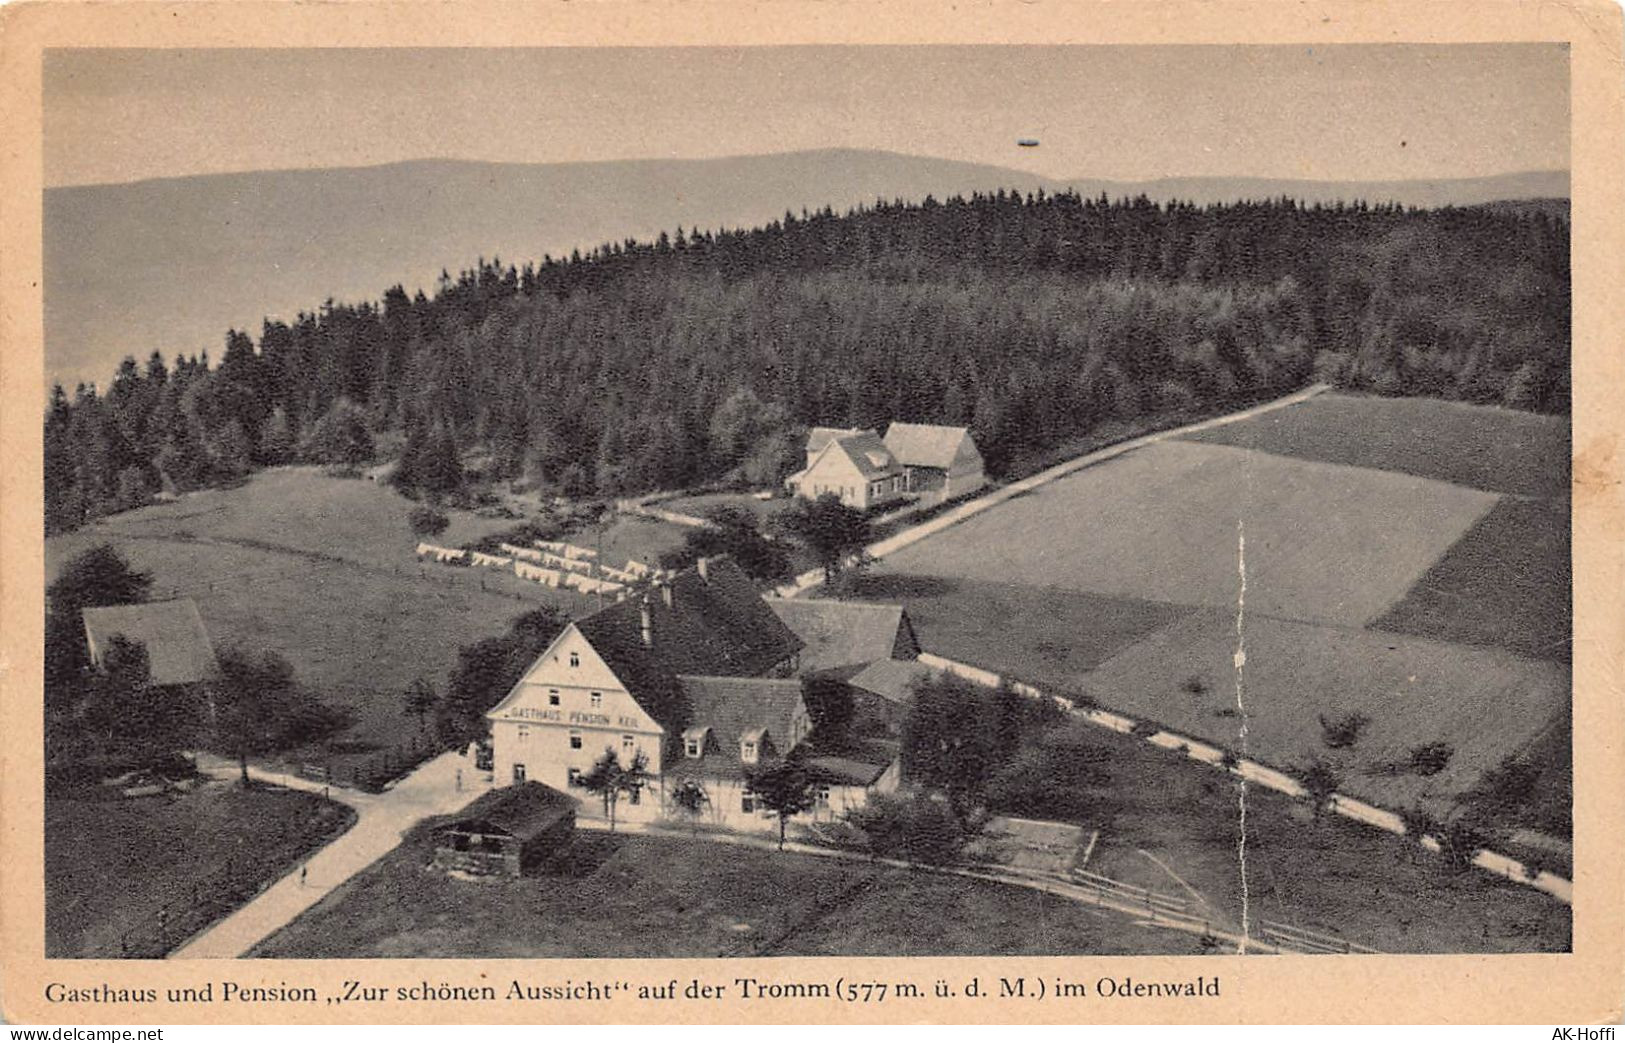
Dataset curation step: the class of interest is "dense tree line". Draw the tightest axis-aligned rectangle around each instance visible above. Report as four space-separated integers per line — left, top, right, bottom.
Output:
45 191 1569 533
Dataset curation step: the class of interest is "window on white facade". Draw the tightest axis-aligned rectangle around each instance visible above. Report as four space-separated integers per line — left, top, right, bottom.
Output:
517 725 530 742
567 767 582 787
569 731 582 750
814 785 830 808
548 690 560 706
590 692 603 708
512 764 526 784
621 734 635 752
569 652 580 668
741 791 755 813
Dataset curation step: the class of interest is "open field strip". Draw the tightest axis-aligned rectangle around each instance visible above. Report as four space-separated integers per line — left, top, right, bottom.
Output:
564 818 1273 954
1177 391 1571 501
774 383 1331 597
44 467 609 751
1082 611 1566 812
914 650 1572 904
873 439 1500 626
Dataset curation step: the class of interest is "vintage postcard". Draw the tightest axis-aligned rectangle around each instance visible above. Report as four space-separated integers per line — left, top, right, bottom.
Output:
1 0 1621 1026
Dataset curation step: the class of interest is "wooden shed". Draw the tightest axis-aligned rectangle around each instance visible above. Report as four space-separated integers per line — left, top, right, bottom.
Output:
432 782 577 878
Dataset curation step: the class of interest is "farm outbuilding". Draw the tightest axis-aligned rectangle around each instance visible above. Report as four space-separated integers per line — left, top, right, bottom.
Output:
882 422 987 502
81 598 218 687
432 782 577 878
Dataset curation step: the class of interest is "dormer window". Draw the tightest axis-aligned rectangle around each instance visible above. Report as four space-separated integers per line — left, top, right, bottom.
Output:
685 738 701 757
740 727 767 764
682 726 710 759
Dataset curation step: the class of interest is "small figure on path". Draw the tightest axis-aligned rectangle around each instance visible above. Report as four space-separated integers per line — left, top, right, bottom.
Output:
299 865 307 888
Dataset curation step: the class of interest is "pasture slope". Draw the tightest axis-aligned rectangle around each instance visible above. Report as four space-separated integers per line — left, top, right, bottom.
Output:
43 467 635 755
865 392 1570 824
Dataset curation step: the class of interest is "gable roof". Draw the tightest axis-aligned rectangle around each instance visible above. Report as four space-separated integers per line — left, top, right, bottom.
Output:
440 782 576 839
806 426 867 456
830 430 903 479
792 735 901 786
883 422 974 470
81 599 217 686
668 675 806 780
570 556 803 735
848 657 938 706
766 598 916 677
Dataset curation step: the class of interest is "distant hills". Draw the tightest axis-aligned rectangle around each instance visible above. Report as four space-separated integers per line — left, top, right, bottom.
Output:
43 149 1569 392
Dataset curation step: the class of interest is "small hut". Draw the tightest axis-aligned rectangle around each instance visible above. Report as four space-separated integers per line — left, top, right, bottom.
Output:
433 782 576 878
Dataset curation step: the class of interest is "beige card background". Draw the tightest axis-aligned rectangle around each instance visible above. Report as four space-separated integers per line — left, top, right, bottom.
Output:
2 0 1621 1025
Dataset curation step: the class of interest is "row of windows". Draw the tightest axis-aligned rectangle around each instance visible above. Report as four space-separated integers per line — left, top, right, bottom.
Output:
515 725 637 752
544 687 602 708
741 785 830 814
684 735 760 763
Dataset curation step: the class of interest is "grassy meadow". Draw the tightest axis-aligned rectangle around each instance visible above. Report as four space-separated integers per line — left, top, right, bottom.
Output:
251 712 1569 958
856 392 1571 833
250 830 1205 959
46 780 354 957
44 467 690 756
874 438 1500 627
1180 392 1571 500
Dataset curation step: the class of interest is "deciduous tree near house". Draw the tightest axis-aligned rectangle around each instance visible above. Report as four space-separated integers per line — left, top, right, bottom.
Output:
744 761 816 852
775 493 873 587
438 607 567 748
579 747 651 831
844 792 968 866
668 778 710 835
402 677 439 736
77 634 201 770
800 675 855 743
659 506 791 584
211 647 347 786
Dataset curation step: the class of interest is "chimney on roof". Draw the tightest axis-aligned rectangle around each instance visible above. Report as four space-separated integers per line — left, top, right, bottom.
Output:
640 597 653 648
661 581 674 610
697 557 710 582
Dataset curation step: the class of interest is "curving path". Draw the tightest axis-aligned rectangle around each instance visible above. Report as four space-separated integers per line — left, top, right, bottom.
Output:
170 752 491 959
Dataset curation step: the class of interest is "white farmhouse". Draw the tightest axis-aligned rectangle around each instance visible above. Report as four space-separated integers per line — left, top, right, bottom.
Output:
784 429 908 511
484 556 901 832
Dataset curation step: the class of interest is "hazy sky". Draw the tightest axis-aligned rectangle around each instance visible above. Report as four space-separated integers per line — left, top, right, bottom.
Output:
44 45 1568 187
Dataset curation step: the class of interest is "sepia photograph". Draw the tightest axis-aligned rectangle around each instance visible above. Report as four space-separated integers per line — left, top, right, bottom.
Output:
3 4 1620 1023
32 40 1579 965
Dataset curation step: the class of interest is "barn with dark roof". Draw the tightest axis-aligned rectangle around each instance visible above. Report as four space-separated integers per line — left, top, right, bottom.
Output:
81 599 218 687
432 782 577 878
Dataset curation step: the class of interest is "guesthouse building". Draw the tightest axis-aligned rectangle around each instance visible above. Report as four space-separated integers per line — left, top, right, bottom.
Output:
484 555 903 834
